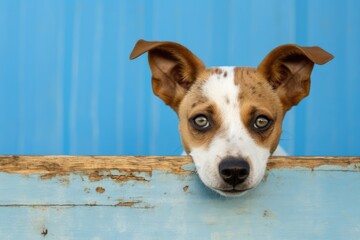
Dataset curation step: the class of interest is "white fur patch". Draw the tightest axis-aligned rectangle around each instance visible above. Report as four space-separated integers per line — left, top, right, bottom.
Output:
189 67 271 196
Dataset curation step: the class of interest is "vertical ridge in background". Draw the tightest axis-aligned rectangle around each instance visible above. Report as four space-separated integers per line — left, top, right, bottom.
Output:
210 1 229 66
306 1 347 155
55 1 66 154
116 1 127 154
62 1 75 155
69 1 81 154
329 2 347 155
205 0 214 64
90 1 104 154
97 1 120 154
346 0 360 154
329 1 349 155
227 1 252 66
135 0 146 154
294 0 308 155
17 0 27 153
0 1 20 154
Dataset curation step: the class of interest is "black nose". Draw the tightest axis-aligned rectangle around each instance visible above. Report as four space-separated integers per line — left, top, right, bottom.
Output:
219 157 250 186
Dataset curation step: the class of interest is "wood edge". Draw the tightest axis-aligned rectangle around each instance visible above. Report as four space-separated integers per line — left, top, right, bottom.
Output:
0 156 360 175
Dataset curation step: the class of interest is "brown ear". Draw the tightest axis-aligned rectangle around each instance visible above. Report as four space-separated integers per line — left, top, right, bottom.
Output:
258 44 334 111
130 39 206 112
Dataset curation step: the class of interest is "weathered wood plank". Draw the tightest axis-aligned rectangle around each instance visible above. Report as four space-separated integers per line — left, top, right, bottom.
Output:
1 155 360 174
0 156 360 239
0 156 193 175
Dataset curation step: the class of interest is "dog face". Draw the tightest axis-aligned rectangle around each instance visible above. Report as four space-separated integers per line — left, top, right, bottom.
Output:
178 67 284 196
130 40 333 196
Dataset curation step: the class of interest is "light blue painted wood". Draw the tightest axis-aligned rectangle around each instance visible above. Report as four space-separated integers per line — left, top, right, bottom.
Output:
0 0 359 155
1 163 360 239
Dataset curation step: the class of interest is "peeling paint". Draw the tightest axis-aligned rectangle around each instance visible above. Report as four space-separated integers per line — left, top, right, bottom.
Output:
88 170 148 183
40 173 67 180
0 156 194 185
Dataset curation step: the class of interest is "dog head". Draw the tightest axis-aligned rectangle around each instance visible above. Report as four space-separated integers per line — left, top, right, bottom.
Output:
130 40 333 196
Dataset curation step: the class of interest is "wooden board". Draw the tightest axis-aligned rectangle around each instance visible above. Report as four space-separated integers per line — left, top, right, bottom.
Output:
1 156 360 239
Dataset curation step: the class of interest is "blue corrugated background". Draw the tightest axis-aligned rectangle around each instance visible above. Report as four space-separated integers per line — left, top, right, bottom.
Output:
0 0 359 156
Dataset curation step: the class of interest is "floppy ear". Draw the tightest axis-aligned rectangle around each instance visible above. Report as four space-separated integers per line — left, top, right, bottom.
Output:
258 44 334 111
130 39 206 112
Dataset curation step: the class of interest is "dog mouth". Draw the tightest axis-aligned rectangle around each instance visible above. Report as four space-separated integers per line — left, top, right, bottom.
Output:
214 187 253 196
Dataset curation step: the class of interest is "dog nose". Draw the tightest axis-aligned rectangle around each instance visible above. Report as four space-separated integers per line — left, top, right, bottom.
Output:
219 157 250 186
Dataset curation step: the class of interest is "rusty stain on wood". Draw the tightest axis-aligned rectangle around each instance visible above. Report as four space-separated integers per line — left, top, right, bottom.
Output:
96 187 105 193
40 172 67 180
115 201 141 207
88 170 147 183
0 156 360 180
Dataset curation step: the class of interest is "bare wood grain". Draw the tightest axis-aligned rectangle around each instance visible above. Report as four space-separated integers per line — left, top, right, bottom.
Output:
0 156 360 177
267 156 360 170
0 156 193 176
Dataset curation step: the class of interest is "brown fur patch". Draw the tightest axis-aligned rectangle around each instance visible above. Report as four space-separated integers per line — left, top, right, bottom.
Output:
179 99 222 152
208 67 224 75
178 73 223 152
234 67 284 153
215 68 223 75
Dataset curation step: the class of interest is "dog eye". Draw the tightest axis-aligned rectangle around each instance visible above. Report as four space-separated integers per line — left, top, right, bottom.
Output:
191 115 210 130
253 116 271 131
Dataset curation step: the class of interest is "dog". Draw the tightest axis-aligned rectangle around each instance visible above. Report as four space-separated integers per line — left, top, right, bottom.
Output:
130 40 333 196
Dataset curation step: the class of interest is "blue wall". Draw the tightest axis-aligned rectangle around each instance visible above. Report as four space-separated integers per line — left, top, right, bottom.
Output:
0 0 359 156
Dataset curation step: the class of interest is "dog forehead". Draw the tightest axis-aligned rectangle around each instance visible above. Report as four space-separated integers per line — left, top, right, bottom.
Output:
202 67 239 105
201 66 270 104
200 67 271 109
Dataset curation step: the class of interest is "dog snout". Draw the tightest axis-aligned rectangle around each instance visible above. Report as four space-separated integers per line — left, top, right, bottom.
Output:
219 157 250 186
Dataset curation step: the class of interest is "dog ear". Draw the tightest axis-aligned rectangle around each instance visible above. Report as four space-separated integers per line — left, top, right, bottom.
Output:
130 39 206 112
258 44 333 111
